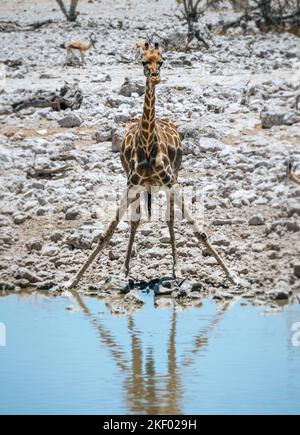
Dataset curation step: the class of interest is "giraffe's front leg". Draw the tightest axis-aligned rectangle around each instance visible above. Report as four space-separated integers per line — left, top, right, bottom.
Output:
62 188 133 290
172 185 244 287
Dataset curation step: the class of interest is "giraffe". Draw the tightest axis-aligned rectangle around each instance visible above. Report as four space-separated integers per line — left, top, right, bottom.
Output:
63 41 240 290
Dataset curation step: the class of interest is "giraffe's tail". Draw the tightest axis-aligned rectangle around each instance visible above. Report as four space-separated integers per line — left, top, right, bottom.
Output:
144 191 152 218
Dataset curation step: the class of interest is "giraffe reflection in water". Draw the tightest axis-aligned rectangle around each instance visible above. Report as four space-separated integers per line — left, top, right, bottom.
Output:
69 288 231 415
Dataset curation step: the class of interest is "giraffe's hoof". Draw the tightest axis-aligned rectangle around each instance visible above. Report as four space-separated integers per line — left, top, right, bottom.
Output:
60 279 77 291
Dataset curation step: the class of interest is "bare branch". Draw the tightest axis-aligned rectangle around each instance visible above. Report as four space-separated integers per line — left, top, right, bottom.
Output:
222 0 300 32
177 0 212 49
55 0 69 19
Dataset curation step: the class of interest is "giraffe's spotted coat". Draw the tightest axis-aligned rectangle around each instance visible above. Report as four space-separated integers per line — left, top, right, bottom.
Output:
120 76 183 188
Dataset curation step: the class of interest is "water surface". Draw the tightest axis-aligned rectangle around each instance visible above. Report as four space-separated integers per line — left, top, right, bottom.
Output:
0 292 299 415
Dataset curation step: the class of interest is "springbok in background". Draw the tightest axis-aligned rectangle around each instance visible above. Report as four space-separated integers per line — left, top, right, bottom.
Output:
65 34 96 66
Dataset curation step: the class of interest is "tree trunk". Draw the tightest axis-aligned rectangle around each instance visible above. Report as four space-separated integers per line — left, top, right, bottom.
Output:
55 0 79 22
260 0 272 25
68 0 79 22
11 84 83 113
55 0 69 20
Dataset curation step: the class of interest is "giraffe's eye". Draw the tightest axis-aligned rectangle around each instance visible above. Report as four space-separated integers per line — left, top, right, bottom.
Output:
157 60 163 67
142 60 149 66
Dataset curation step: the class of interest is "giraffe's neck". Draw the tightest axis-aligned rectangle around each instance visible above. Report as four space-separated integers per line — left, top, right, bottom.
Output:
139 78 155 155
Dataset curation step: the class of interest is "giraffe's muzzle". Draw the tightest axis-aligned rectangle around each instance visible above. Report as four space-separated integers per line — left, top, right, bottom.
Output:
149 72 161 84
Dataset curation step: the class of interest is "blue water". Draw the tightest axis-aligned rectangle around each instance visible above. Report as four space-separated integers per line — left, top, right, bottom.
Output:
0 292 299 415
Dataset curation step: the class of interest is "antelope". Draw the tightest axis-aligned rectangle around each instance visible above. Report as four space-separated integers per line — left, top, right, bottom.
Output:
65 34 96 66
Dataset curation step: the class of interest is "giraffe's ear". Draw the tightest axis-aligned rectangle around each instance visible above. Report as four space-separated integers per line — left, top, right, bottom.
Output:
154 42 162 54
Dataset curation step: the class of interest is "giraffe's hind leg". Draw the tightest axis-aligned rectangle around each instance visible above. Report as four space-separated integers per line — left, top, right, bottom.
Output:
123 195 141 277
166 191 180 279
172 185 242 286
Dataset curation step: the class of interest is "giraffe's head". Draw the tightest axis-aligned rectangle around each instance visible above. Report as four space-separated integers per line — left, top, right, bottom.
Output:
136 40 163 85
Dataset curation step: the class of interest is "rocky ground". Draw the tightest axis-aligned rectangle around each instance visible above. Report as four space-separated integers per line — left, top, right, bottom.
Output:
0 0 300 312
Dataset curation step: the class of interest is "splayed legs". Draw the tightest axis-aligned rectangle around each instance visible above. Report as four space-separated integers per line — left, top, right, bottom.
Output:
62 183 241 290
